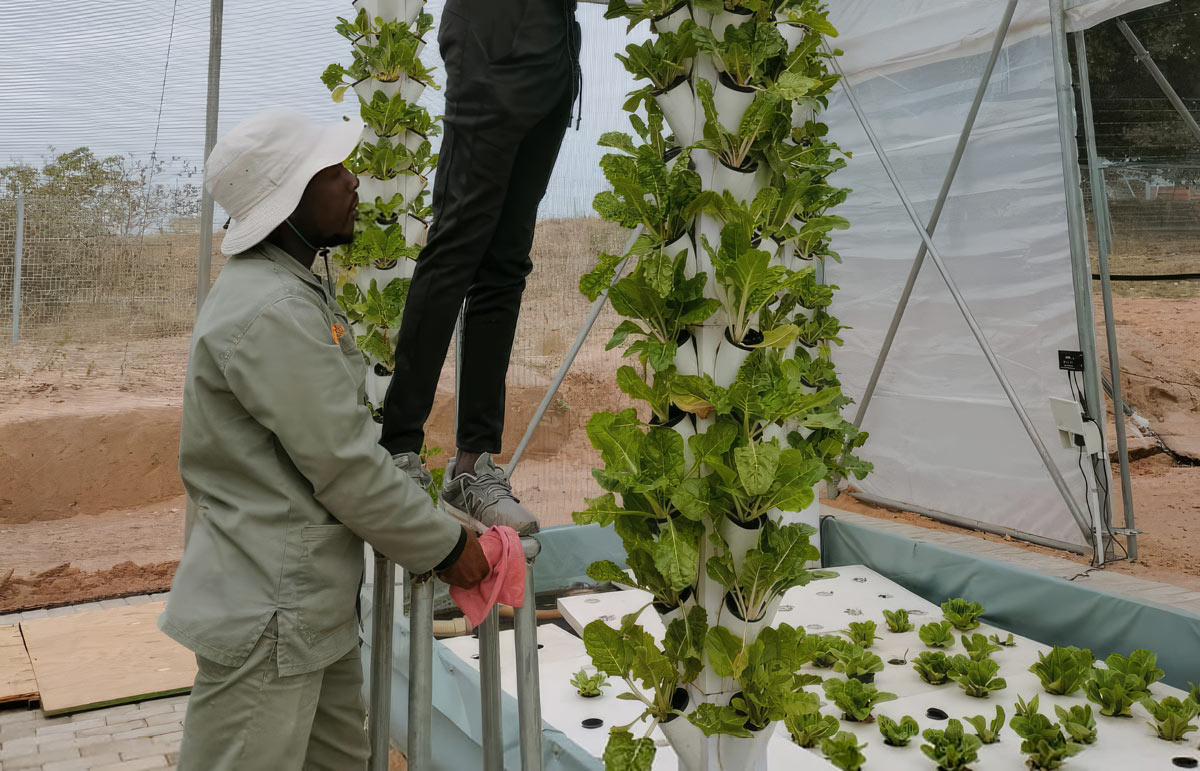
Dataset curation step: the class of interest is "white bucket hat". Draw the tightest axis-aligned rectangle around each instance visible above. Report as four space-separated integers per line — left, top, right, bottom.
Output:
205 108 363 256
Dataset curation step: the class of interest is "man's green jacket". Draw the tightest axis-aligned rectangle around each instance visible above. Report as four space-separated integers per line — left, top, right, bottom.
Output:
160 242 461 676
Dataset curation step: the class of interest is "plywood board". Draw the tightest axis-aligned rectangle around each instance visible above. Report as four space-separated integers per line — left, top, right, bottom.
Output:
20 602 196 715
0 624 38 704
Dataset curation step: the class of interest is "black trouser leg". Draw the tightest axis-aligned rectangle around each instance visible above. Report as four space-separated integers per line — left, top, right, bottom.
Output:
380 2 573 456
456 95 572 453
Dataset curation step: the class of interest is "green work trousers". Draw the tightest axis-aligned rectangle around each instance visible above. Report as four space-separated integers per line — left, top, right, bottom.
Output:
177 617 371 770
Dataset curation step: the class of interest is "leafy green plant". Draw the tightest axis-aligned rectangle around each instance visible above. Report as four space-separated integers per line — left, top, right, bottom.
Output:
695 78 787 170
877 714 919 747
691 622 818 736
706 518 826 624
570 668 609 698
920 719 982 771
919 620 955 648
583 605 707 768
821 731 867 771
801 634 848 669
700 218 801 347
347 136 435 181
965 705 1005 744
1053 704 1097 745
603 0 694 33
358 90 439 139
960 634 1001 662
830 644 883 681
948 655 1007 698
1010 706 1084 770
1083 666 1141 717
785 706 839 747
989 633 1017 647
883 608 912 633
941 598 985 631
842 621 879 649
338 278 409 365
912 651 952 685
822 677 896 722
1140 695 1199 741
1103 649 1165 696
345 220 421 269
619 24 698 107
1029 646 1093 696
692 19 786 87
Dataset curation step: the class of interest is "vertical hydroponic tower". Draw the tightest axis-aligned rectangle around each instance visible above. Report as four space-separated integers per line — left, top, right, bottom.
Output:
323 0 441 417
575 1 871 768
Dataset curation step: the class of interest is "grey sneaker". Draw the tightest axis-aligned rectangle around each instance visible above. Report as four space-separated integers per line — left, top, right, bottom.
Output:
441 453 540 536
392 451 433 491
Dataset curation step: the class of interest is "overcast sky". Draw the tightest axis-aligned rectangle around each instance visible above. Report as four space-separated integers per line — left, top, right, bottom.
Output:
0 0 645 219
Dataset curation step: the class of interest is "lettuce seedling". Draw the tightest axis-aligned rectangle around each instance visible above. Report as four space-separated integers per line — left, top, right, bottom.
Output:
941 598 985 631
842 620 880 649
1083 667 1140 717
803 634 850 669
965 705 1005 744
921 718 982 771
912 651 952 685
947 655 1007 698
831 645 883 681
1104 649 1165 696
1014 694 1040 719
570 668 609 697
786 710 840 748
1010 707 1084 770
1188 681 1200 703
883 608 913 633
822 677 897 722
919 620 955 648
990 633 1017 647
821 731 868 771
961 633 1001 662
877 714 920 747
1140 695 1199 741
1053 704 1097 745
1029 646 1094 696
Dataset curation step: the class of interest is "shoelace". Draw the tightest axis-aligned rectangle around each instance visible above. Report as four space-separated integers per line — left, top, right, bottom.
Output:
465 463 520 505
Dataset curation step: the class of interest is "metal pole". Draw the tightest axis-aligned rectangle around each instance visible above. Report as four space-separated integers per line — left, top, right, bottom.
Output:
196 0 223 316
851 0 1019 433
368 554 398 771
1074 30 1138 560
848 492 1089 555
823 41 1098 543
405 572 434 770
1049 0 1109 561
1116 19 1200 146
513 537 544 771
477 606 504 771
508 226 643 477
11 192 23 345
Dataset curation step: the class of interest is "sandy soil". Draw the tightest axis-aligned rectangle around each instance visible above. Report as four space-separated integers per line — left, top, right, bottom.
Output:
0 219 1195 610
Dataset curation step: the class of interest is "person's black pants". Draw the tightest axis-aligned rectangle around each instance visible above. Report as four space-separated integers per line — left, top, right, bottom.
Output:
380 0 576 456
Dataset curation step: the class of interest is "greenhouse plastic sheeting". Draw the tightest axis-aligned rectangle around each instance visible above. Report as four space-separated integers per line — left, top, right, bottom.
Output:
819 0 1167 547
821 514 1200 688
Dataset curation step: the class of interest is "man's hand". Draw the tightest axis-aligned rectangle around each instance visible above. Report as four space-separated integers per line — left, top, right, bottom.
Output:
437 526 490 589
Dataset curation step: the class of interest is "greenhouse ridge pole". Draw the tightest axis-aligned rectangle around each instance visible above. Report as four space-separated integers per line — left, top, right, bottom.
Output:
850 0 1018 435
1116 20 1200 146
1050 0 1111 562
196 0 223 316
1074 30 1138 560
823 42 1098 544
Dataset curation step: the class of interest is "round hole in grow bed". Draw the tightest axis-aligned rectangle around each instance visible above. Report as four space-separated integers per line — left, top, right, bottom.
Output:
909 609 926 616
817 591 834 597
1173 759 1198 769
471 654 479 660
537 644 544 649
878 594 892 599
582 718 604 729
373 363 391 377
581 691 601 699
806 624 823 631
779 605 794 612
853 577 867 583
584 597 600 604
661 688 691 724
926 708 949 721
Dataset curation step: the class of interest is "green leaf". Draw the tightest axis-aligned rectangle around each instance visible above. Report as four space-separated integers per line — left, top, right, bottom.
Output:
688 702 753 738
602 729 656 771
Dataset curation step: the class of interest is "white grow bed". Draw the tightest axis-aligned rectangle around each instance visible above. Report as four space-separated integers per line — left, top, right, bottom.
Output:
440 565 1196 770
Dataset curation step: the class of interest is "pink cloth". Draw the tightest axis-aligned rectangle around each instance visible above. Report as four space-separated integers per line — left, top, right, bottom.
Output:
449 525 526 628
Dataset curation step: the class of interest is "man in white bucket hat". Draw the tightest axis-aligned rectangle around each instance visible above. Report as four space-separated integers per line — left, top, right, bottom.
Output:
160 108 489 771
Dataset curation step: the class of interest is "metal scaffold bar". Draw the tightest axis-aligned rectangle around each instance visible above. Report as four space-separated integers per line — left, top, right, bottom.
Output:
1074 29 1138 560
478 606 504 771
823 40 1098 544
403 570 433 770
514 537 544 771
196 0 223 316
